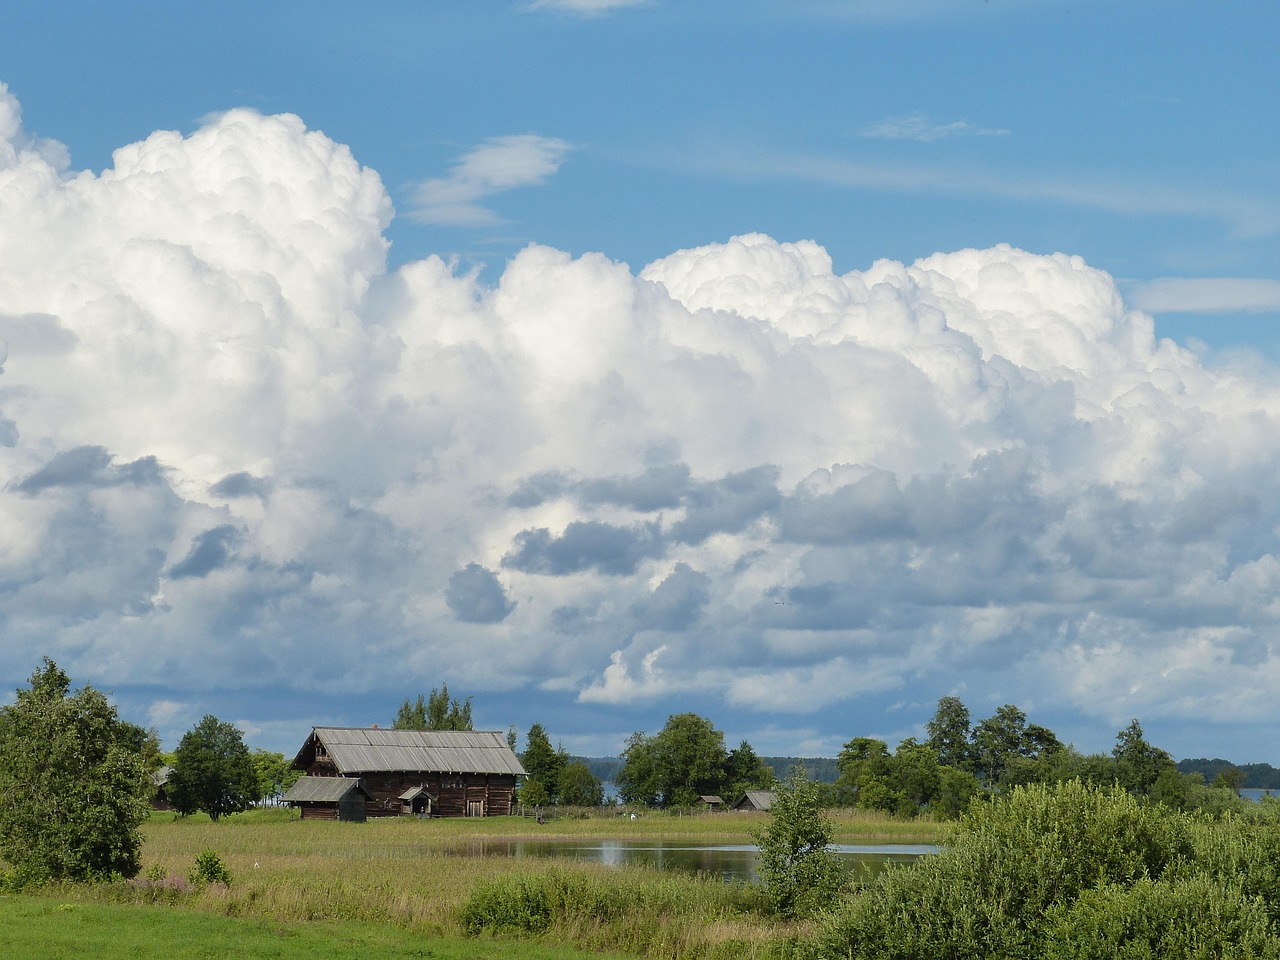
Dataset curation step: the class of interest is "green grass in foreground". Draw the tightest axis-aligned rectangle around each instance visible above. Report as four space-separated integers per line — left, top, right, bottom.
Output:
0 894 636 960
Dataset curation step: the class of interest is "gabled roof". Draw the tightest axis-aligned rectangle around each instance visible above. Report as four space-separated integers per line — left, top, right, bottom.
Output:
292 727 527 776
734 790 778 811
283 776 370 803
398 785 438 801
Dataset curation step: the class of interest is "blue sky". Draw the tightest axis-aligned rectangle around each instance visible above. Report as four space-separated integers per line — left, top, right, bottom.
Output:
2 0 1280 765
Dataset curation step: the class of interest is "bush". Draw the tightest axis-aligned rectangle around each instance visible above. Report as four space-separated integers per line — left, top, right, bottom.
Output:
806 780 1196 960
189 849 231 887
1042 875 1280 959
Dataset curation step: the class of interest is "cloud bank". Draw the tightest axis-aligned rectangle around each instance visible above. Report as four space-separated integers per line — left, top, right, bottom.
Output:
3 81 1280 754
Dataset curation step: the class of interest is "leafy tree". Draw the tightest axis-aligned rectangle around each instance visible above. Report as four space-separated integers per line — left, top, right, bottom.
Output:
1112 719 1175 797
250 749 300 802
0 658 151 883
891 739 943 815
617 713 728 807
617 731 662 806
1213 764 1245 794
519 778 550 807
169 715 258 821
754 765 844 918
725 740 775 798
557 761 605 807
116 721 165 777
971 704 1030 784
521 723 565 801
394 684 473 731
926 695 973 770
835 737 895 810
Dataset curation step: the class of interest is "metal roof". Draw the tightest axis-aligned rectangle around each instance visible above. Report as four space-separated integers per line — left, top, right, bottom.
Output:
303 727 527 776
734 790 778 811
283 776 368 803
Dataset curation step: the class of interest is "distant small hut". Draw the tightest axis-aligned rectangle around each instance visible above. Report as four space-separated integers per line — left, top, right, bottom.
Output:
733 790 778 812
699 794 724 812
289 726 526 818
282 776 371 822
150 765 175 811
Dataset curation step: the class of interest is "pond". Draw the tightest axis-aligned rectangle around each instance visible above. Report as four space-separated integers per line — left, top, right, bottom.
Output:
441 838 938 883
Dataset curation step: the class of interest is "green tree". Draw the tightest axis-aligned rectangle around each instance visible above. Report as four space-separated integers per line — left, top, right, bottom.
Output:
115 721 164 777
250 749 300 802
394 694 428 730
925 695 973 770
754 764 844 918
521 723 565 802
168 715 258 821
617 714 728 807
557 761 605 807
428 683 473 730
972 704 1042 786
890 739 943 815
1213 765 1245 795
394 684 474 731
0 658 151 883
836 737 896 811
617 731 662 806
725 739 775 798
1112 719 1175 797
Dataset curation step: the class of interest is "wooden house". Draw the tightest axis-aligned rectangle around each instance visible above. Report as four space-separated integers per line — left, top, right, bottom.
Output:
699 794 724 812
732 790 777 812
283 776 372 821
289 727 526 818
150 765 175 811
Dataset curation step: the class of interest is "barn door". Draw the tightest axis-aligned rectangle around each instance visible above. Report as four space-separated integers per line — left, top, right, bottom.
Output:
467 800 485 817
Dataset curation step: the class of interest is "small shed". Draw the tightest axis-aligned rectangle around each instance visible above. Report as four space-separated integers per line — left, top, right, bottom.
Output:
151 765 175 811
283 775 371 822
733 790 778 812
699 794 724 812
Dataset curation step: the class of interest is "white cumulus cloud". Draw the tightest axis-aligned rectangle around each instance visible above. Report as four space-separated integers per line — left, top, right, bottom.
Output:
5 83 1280 756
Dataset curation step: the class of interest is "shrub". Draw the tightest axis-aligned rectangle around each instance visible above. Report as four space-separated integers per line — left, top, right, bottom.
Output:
806 780 1196 960
189 849 231 887
1042 875 1280 960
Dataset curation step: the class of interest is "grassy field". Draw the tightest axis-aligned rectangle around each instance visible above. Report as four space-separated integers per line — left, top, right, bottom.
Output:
0 895 637 960
8 808 947 959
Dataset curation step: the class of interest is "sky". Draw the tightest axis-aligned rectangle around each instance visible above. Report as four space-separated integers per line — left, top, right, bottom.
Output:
1 0 1280 765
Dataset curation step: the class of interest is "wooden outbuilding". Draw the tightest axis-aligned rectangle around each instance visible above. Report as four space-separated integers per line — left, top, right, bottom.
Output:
699 794 724 812
150 765 175 811
283 776 372 821
289 727 526 818
732 790 778 812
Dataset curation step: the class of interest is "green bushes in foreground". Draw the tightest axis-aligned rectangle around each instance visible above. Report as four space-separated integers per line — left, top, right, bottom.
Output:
805 780 1280 959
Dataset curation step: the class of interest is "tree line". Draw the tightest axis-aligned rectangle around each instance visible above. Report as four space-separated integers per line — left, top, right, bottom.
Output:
830 695 1252 819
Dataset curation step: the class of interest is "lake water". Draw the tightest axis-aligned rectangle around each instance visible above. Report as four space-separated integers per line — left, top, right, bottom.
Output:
442 838 937 883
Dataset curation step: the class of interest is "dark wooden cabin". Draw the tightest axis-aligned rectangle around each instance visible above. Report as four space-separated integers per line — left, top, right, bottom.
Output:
289 727 526 818
732 790 777 812
283 776 372 821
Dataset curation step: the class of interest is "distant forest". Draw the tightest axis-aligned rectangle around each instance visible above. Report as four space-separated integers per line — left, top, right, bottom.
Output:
1177 758 1280 789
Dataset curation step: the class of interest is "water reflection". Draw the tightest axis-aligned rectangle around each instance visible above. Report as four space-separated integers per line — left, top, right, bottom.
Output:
443 838 937 883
